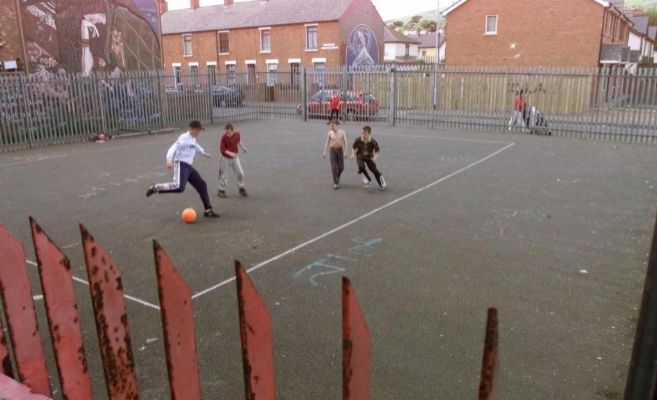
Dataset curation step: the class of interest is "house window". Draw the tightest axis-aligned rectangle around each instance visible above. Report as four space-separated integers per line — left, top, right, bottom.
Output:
485 15 498 35
405 44 410 57
267 63 278 86
290 62 300 86
208 64 217 85
218 32 229 54
182 34 192 56
306 25 318 50
173 65 181 86
190 64 199 86
313 62 326 86
226 64 236 85
247 64 256 85
260 29 271 52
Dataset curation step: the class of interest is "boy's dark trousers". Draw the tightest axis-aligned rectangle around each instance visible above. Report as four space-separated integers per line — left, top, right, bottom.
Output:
357 156 383 186
330 147 344 185
329 108 340 121
155 161 213 210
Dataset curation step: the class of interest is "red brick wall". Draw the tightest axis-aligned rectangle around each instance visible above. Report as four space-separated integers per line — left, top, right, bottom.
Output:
445 0 605 67
162 21 341 73
0 0 24 66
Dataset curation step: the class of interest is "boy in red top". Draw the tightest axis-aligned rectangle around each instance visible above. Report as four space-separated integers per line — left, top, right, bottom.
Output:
218 123 248 198
508 89 526 130
328 91 341 124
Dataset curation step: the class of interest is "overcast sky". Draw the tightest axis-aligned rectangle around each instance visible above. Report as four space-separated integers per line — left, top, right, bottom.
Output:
167 0 453 20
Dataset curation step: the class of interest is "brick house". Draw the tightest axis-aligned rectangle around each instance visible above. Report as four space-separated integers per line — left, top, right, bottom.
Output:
443 0 634 67
160 0 385 80
0 0 26 72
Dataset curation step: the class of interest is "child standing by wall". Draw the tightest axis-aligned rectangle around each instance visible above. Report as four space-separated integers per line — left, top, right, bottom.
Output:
351 126 386 191
218 123 248 198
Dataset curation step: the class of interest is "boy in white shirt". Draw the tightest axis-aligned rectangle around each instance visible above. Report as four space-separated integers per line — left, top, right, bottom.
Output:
147 121 220 218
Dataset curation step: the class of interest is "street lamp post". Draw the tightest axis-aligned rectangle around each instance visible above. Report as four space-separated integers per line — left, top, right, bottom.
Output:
433 0 440 111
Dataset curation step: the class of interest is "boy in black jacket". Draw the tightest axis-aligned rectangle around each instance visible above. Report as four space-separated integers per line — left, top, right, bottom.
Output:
351 126 386 191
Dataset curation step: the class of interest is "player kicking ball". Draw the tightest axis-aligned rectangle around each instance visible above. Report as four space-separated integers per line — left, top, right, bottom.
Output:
351 126 386 191
146 121 220 218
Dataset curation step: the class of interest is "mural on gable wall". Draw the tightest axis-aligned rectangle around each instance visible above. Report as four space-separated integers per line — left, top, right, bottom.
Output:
346 24 379 68
20 0 162 76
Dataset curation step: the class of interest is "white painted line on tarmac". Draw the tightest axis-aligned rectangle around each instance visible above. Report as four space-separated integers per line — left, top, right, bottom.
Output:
26 259 161 311
191 141 516 300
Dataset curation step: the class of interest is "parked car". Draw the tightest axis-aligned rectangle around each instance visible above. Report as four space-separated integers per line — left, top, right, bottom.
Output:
307 90 379 120
212 85 244 107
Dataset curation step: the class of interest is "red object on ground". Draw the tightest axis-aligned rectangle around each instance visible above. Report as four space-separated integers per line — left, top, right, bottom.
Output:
235 261 276 400
29 218 93 400
154 241 202 400
182 208 197 223
342 277 371 400
0 224 51 396
81 225 140 400
478 308 499 400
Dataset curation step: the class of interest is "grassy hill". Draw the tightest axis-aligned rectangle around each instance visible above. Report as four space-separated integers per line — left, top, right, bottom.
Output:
385 10 442 25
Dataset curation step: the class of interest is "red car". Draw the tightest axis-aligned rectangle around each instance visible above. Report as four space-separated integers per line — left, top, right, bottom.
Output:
308 90 379 120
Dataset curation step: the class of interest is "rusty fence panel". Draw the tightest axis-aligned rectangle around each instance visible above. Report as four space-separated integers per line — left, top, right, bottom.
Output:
479 308 499 400
0 224 51 396
80 225 140 400
342 277 371 400
153 241 202 400
235 261 277 400
29 218 93 400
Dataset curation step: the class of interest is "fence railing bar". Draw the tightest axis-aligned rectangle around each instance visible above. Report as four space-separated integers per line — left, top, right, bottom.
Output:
29 218 93 399
0 223 51 396
80 224 140 399
153 241 202 400
478 308 499 400
235 261 276 400
342 277 370 400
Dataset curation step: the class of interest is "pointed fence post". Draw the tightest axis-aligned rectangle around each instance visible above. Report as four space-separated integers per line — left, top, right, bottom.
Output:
0 224 50 395
153 241 202 400
235 261 276 400
29 218 93 400
80 225 140 399
478 308 499 400
342 277 371 400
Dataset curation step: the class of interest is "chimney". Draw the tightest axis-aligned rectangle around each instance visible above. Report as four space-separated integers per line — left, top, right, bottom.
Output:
160 0 168 13
224 0 234 5
190 0 200 9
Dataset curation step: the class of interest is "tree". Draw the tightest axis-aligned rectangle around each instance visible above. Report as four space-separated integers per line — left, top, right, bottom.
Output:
404 15 424 34
419 19 438 33
646 9 657 25
389 20 404 31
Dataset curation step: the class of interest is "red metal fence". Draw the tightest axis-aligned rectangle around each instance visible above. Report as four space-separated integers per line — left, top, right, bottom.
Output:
0 218 515 400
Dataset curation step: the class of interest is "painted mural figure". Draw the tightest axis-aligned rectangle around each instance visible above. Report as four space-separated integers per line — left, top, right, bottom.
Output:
347 25 379 68
111 29 126 68
80 13 106 76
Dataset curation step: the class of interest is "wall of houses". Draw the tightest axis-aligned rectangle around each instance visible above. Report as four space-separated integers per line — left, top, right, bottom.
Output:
0 0 25 70
445 0 606 67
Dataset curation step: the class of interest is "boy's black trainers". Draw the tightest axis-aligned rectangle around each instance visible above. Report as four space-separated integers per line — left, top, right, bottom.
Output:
217 190 227 198
239 188 248 197
204 209 220 218
146 186 157 197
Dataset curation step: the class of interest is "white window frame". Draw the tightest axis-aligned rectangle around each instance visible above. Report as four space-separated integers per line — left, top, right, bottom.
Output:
484 15 498 35
305 23 318 51
218 30 230 55
312 59 326 86
172 63 182 86
182 33 193 56
259 27 272 53
267 62 278 87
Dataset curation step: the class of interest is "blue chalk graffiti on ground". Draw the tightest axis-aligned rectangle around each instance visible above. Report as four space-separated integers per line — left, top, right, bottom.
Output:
294 237 382 286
